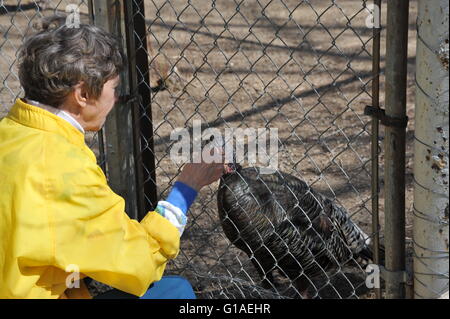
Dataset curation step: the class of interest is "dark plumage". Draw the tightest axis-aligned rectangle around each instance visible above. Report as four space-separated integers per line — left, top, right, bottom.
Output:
217 166 378 298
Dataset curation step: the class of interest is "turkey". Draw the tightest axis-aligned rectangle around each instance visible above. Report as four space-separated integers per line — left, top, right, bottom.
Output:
217 164 382 298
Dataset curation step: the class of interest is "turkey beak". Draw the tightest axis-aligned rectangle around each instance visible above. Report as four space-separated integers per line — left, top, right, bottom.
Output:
215 135 241 174
225 154 242 173
229 141 243 173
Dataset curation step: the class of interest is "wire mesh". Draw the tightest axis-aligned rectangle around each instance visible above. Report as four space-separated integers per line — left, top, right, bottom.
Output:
132 0 384 299
1 0 414 300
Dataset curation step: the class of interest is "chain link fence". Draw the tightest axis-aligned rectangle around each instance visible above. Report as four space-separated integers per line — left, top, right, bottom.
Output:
136 0 384 299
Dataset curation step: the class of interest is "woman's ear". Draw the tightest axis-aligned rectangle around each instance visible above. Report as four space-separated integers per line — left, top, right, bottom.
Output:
72 82 89 108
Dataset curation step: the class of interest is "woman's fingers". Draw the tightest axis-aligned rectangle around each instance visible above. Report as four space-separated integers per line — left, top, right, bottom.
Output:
177 161 226 191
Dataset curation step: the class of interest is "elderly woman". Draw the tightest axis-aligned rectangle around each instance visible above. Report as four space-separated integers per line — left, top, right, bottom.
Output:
0 23 225 299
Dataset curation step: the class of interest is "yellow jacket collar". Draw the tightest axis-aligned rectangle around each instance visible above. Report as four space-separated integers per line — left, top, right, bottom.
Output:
7 98 86 147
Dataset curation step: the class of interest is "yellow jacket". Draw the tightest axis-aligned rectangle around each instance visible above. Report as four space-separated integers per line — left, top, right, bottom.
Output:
0 99 180 299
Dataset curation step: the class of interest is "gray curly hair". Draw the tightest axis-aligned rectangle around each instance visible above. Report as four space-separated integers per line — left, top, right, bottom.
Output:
18 18 125 108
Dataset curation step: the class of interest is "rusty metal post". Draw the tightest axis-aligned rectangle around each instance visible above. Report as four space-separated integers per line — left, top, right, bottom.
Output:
384 0 410 299
370 0 382 300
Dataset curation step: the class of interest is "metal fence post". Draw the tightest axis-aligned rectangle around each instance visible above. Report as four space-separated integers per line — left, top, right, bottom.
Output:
370 0 382 300
384 0 410 299
123 0 158 220
413 0 449 299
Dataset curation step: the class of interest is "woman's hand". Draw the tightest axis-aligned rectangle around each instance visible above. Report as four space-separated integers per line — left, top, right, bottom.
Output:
177 162 226 192
176 146 227 192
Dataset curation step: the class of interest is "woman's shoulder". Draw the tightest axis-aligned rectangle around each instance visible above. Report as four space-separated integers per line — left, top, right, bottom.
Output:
1 115 96 170
44 133 113 202
44 132 97 164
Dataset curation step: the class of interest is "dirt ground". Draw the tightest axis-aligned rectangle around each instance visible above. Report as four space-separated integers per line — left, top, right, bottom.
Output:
0 0 418 299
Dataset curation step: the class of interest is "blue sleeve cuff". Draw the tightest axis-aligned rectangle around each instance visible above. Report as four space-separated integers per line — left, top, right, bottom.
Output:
165 181 198 215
